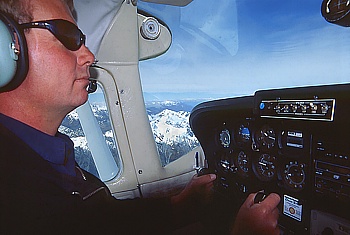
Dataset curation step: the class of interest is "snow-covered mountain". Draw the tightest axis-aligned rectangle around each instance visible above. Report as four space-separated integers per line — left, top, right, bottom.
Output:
60 101 199 171
149 109 197 144
148 107 199 165
59 110 89 150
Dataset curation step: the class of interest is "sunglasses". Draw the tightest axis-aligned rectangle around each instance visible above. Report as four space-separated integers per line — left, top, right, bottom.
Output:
20 19 86 51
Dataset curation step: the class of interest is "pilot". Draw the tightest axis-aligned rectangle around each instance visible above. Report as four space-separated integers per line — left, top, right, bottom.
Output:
0 0 280 234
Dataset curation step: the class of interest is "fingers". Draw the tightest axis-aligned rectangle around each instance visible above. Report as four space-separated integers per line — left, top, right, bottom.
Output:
230 191 281 235
271 208 280 226
245 192 280 209
260 193 280 211
241 192 257 208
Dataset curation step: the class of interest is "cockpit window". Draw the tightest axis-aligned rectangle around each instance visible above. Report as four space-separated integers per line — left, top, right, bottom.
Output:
138 0 350 165
139 0 350 99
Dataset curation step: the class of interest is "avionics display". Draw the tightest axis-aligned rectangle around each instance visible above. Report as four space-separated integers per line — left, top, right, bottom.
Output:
259 99 335 121
286 131 303 149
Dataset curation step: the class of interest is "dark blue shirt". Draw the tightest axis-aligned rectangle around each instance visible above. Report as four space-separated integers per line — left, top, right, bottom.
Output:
0 113 76 176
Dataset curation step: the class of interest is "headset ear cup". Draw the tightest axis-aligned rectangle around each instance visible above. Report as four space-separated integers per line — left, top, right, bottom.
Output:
0 19 17 87
0 13 29 92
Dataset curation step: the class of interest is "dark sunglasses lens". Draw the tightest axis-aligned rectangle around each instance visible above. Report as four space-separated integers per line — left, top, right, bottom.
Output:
52 20 84 51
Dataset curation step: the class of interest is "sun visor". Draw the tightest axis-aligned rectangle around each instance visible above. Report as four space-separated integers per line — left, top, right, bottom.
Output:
74 0 124 55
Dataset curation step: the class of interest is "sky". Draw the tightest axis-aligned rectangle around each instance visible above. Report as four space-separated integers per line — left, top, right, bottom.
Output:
137 0 350 100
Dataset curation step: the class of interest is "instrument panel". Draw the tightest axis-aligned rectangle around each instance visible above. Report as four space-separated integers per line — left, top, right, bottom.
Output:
190 84 350 235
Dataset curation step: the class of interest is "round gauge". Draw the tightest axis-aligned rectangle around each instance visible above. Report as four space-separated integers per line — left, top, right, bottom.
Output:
255 153 276 181
237 125 251 143
237 150 249 176
255 125 276 149
283 161 306 191
219 158 236 174
219 129 231 148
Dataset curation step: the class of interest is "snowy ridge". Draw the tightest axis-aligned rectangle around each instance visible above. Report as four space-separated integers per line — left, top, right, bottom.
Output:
148 109 197 145
71 136 89 150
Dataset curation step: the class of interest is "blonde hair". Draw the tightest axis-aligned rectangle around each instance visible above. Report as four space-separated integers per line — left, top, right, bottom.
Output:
0 0 74 24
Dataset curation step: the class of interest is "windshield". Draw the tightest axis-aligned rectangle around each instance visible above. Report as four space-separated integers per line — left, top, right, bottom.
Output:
138 0 350 101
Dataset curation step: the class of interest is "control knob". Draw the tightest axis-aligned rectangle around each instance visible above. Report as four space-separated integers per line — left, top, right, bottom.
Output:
310 102 318 111
300 104 307 112
321 103 329 113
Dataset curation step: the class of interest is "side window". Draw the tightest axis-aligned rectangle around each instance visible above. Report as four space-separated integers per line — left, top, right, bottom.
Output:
60 110 99 177
59 85 121 180
147 104 200 166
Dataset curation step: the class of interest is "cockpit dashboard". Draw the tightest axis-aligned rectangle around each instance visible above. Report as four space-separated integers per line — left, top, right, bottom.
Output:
190 83 350 235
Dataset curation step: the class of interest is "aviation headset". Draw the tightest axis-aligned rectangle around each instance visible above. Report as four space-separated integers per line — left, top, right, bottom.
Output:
0 12 29 92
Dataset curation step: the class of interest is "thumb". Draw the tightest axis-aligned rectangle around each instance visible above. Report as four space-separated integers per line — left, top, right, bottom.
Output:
194 173 216 184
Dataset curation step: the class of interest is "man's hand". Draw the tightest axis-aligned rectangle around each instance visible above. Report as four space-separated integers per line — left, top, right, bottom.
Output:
170 174 216 227
231 192 281 235
171 174 216 207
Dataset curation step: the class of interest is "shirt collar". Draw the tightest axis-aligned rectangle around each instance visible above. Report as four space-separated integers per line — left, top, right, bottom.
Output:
0 113 74 165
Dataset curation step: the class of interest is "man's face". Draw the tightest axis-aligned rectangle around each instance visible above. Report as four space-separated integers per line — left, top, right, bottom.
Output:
20 0 95 115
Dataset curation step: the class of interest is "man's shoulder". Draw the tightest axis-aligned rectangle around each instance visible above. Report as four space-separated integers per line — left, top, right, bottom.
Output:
0 122 28 154
0 122 54 179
